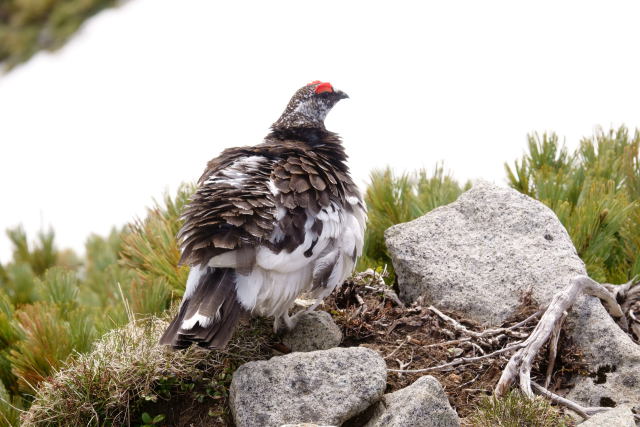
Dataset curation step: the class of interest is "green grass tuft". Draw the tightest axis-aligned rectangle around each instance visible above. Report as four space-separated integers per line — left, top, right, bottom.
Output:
468 390 572 427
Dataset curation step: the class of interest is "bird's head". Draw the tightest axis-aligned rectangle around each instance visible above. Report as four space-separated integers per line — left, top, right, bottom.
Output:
272 81 349 131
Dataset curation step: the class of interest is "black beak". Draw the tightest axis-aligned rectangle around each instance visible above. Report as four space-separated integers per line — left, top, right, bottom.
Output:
334 90 349 100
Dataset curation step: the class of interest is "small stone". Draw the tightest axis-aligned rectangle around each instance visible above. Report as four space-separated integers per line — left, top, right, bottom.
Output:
365 375 460 427
282 311 342 352
230 346 387 427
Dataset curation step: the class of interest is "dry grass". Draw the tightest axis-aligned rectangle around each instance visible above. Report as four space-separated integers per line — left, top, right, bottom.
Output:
23 313 274 426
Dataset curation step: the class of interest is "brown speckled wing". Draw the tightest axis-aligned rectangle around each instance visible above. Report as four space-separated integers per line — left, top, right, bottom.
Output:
177 148 276 266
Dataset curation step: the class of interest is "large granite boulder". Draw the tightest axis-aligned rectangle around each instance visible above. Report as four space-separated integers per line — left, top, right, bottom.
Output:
365 375 460 427
229 347 386 427
385 182 640 407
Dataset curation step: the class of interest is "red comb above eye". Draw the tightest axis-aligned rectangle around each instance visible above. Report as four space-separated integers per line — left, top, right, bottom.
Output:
314 82 333 94
307 80 322 86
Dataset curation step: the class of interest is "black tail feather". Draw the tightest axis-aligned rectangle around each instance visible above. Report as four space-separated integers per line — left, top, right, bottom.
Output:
159 267 246 349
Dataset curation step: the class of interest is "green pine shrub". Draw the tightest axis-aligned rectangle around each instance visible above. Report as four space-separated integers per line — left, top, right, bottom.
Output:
0 0 120 71
506 127 640 283
358 165 470 275
0 292 20 395
0 187 194 425
0 380 22 427
120 185 193 298
0 263 37 307
5 227 57 277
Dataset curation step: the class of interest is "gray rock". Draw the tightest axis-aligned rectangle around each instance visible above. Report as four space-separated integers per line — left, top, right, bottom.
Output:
365 375 460 427
282 311 342 352
229 347 387 427
385 182 640 407
385 181 584 325
579 404 636 426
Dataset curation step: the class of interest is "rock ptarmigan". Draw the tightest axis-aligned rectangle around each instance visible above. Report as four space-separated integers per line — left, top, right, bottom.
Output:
160 81 366 349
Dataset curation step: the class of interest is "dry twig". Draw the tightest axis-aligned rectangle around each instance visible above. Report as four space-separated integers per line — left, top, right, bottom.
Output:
388 341 525 374
428 306 541 341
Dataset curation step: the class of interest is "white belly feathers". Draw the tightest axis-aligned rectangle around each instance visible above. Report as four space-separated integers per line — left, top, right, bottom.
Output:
238 199 365 317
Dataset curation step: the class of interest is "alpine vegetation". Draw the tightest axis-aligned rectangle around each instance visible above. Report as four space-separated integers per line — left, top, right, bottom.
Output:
0 188 192 425
0 110 637 426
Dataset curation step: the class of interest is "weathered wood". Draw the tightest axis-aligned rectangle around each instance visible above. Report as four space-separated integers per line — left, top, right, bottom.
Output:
531 383 609 419
544 310 566 389
495 275 627 398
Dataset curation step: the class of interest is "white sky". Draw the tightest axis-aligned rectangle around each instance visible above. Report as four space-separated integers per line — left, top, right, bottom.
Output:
1 0 640 262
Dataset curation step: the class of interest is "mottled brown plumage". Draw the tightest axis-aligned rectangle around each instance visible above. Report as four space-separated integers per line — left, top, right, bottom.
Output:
177 135 360 267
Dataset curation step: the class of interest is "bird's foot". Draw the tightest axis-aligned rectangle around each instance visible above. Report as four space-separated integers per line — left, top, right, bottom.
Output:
273 312 296 335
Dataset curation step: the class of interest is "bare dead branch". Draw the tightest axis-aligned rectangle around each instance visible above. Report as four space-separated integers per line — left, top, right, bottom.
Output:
531 383 609 419
496 275 627 398
384 336 411 360
423 337 471 348
428 306 541 341
544 310 567 389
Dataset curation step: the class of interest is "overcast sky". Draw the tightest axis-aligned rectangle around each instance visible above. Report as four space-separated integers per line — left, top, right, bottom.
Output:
1 0 640 262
